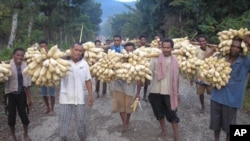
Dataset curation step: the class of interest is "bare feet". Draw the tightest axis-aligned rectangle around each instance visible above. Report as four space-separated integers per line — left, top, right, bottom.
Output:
23 135 32 141
158 132 166 138
43 109 49 114
11 135 17 141
118 126 127 133
49 111 55 116
117 124 128 133
201 107 205 114
201 109 205 114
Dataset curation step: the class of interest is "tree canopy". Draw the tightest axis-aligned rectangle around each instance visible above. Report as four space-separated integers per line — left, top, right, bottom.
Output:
110 0 250 42
0 0 102 49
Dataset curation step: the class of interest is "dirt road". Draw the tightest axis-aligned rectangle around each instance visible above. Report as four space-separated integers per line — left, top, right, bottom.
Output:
1 76 250 141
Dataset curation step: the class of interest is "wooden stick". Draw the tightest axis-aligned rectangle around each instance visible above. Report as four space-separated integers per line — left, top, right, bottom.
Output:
79 23 83 43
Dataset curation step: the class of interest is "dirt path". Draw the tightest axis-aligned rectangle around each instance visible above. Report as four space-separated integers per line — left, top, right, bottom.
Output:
1 76 250 141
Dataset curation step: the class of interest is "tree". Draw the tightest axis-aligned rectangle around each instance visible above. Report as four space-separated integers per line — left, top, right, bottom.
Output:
7 0 23 48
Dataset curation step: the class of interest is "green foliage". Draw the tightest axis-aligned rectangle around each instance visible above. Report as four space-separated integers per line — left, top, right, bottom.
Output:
110 0 250 43
0 0 102 50
0 48 14 61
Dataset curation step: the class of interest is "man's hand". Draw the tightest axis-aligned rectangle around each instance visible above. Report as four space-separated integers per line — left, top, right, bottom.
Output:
178 94 181 103
207 44 217 50
88 95 94 107
27 99 33 109
134 93 140 100
25 87 32 109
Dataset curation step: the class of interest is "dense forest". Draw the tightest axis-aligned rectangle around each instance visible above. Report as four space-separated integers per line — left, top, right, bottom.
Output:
1 0 250 51
109 0 250 43
0 0 102 50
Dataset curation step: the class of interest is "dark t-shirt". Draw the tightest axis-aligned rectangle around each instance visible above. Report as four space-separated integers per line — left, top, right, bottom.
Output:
16 65 23 94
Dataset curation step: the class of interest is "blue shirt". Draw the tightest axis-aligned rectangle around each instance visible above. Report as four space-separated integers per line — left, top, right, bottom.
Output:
110 45 124 53
211 56 250 108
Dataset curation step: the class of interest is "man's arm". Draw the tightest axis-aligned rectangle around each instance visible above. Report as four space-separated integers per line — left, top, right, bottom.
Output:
135 81 142 99
25 86 32 108
205 44 217 58
85 79 93 107
189 41 199 46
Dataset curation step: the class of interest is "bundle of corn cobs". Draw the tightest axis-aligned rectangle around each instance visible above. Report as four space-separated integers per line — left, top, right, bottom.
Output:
150 38 160 47
82 42 105 66
0 62 12 82
23 45 70 86
90 50 122 82
217 28 250 56
90 47 161 83
172 38 203 77
116 48 153 83
199 57 231 89
25 43 41 64
172 37 190 49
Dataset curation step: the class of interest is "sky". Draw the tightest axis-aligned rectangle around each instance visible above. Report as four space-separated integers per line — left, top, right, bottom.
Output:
115 0 136 2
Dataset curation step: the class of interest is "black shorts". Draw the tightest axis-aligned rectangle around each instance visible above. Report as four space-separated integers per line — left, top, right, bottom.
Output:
148 93 180 123
210 100 237 133
6 92 29 127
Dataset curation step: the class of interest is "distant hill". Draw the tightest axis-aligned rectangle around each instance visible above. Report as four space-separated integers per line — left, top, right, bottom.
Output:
98 0 135 22
94 0 136 37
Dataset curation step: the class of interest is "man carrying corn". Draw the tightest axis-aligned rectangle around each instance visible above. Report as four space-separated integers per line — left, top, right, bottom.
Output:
5 48 32 141
137 35 151 102
38 40 56 115
112 42 141 132
190 35 216 113
106 35 124 97
210 36 250 141
110 35 124 53
94 40 107 98
58 43 93 141
148 39 180 141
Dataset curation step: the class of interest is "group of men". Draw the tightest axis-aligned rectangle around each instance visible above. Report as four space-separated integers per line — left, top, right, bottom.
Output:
3 33 250 141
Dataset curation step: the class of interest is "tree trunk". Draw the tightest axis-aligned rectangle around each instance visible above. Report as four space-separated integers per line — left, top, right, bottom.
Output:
179 11 183 36
7 10 19 48
28 16 33 39
60 27 63 46
65 35 67 45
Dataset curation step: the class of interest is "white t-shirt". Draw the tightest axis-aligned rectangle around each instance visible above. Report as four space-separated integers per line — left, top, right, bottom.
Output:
59 59 92 104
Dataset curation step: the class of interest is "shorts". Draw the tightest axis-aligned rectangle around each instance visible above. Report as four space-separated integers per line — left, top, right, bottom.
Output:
148 93 180 123
41 86 56 96
196 84 212 95
112 90 133 113
210 100 237 133
6 92 30 127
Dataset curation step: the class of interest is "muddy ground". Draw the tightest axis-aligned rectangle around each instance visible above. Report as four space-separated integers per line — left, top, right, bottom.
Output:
0 76 250 141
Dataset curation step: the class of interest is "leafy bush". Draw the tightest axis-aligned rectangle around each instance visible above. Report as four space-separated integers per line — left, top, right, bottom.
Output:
0 48 13 61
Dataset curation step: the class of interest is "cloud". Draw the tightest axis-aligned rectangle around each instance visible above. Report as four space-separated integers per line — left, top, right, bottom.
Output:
115 0 136 2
